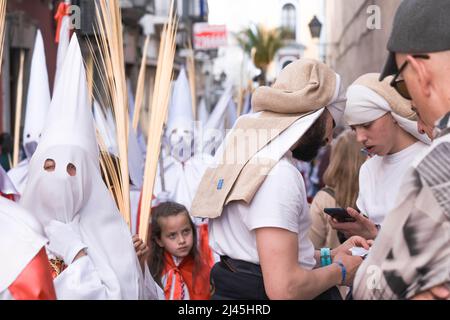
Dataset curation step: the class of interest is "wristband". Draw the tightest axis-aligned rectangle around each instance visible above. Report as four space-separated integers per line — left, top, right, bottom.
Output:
320 248 332 267
334 261 347 285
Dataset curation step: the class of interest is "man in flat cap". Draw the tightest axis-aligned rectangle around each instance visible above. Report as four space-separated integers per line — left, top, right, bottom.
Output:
191 59 370 300
353 0 450 300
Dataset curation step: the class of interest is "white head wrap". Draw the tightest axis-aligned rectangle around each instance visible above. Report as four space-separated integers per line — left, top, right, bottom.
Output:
345 74 431 145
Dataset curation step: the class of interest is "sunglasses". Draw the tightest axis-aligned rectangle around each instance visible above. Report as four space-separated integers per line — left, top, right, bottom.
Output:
390 54 430 100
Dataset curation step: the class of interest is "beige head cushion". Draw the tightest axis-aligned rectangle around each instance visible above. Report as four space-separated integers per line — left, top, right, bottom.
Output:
252 58 337 114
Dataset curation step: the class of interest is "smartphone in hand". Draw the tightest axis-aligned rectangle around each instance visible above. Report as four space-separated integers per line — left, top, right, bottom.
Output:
324 208 356 223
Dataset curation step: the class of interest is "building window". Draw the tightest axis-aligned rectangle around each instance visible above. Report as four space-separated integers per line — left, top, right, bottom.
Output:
282 3 296 40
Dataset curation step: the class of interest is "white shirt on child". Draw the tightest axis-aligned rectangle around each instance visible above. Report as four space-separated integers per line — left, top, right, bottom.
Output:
356 141 428 225
209 152 317 269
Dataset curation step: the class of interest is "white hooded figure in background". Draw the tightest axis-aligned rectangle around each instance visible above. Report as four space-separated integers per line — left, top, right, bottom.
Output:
8 30 50 194
200 86 233 156
154 68 213 211
20 35 161 300
197 98 210 128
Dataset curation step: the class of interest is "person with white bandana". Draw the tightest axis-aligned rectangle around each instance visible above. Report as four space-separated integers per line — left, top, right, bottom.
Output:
191 59 370 300
19 34 161 300
330 73 431 241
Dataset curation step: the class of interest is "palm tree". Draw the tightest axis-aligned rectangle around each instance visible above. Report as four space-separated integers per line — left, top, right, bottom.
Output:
236 24 284 85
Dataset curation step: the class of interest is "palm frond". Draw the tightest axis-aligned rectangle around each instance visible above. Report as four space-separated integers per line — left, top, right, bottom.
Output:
133 34 150 131
139 0 178 243
91 0 131 228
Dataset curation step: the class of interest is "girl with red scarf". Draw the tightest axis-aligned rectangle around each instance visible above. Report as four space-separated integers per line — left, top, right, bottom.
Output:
148 202 211 300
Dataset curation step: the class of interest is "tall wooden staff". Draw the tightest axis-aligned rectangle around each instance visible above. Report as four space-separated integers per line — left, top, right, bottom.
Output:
92 0 132 228
12 49 25 167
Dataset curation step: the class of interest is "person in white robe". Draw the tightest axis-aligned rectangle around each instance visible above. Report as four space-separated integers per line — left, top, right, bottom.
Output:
0 196 56 300
20 35 161 300
8 30 50 195
155 68 213 211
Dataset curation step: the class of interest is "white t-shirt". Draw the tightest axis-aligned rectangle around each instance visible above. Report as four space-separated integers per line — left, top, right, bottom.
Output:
209 153 316 270
357 141 428 225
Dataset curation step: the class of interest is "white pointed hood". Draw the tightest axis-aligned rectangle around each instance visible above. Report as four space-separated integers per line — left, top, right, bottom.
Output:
200 86 233 155
93 100 118 156
23 30 51 159
54 15 70 87
35 36 98 166
128 126 144 189
226 98 238 129
21 35 141 300
205 86 233 131
127 78 147 154
197 98 209 127
166 68 194 135
242 91 252 115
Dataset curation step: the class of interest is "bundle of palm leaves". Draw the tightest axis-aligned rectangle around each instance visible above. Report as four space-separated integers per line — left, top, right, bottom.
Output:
139 0 178 243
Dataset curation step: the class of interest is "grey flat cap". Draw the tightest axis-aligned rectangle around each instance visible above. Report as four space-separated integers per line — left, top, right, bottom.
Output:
380 0 450 80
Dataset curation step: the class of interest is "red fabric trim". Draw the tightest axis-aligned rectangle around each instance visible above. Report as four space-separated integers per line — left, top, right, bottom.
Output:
162 251 211 300
54 2 70 43
9 248 56 300
0 192 15 201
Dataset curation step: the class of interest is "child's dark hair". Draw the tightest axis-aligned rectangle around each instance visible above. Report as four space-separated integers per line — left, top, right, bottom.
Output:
148 201 203 288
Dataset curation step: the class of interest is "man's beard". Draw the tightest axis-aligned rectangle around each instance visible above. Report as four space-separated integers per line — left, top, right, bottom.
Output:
292 139 325 162
291 114 327 162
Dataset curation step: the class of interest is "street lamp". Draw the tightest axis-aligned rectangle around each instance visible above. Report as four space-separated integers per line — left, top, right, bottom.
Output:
308 15 322 39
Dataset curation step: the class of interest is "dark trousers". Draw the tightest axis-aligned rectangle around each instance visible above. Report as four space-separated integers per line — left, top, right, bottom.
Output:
210 257 342 300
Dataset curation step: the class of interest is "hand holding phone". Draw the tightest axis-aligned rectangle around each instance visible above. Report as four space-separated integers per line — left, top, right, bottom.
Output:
324 207 356 223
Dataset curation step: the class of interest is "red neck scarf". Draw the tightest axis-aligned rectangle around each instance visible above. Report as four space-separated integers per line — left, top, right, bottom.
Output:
162 251 211 300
